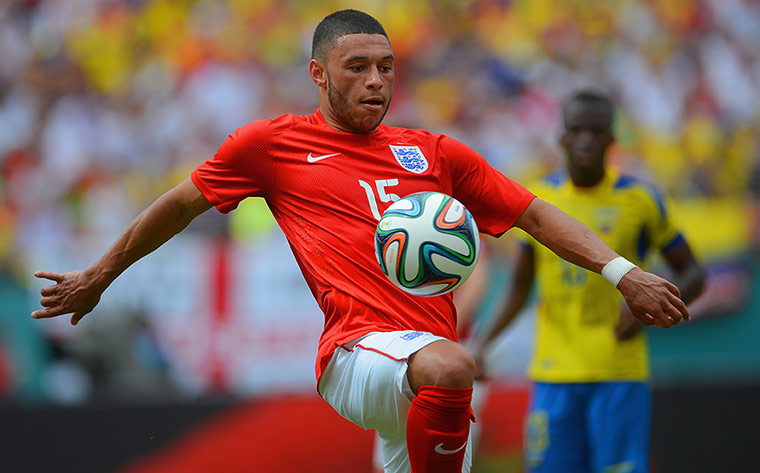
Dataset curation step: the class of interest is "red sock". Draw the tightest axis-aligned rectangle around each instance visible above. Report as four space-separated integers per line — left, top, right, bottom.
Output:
406 385 473 473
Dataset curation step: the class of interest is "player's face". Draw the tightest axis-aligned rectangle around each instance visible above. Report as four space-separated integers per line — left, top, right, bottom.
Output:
322 34 394 133
560 102 614 186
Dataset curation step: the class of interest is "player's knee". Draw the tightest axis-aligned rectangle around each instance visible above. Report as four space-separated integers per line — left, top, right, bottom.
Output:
408 341 475 391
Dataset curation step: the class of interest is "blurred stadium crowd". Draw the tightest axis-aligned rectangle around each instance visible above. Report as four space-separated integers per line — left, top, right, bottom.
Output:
1 0 759 404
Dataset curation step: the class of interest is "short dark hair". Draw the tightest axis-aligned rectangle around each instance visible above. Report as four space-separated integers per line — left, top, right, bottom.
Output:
562 89 615 128
311 9 389 61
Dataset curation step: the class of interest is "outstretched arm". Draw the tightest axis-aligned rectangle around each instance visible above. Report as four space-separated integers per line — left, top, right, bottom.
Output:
32 177 213 325
515 198 689 328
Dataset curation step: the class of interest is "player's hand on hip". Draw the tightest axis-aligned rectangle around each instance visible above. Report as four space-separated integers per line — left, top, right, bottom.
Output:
616 267 690 328
31 270 103 326
615 305 643 340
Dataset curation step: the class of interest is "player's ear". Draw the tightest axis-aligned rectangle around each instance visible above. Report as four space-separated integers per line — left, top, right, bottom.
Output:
603 131 615 148
309 59 327 88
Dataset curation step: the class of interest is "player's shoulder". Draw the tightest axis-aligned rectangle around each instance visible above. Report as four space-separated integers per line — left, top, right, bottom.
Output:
381 123 441 143
234 112 292 132
612 172 670 215
232 112 310 141
611 172 665 196
611 171 664 191
540 171 569 187
267 111 316 132
529 171 569 193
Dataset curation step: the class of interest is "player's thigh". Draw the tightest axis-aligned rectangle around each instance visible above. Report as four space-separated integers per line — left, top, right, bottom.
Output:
524 382 590 473
319 331 446 435
319 344 410 434
588 382 651 473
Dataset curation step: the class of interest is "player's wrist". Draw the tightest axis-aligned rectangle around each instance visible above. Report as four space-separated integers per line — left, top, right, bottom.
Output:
84 262 119 291
601 257 638 288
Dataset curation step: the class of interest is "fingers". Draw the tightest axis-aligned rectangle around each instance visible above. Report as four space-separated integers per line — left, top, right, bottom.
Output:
34 271 64 283
664 279 682 298
31 306 69 319
655 291 689 327
31 269 94 325
40 286 54 297
653 315 671 328
662 280 690 322
32 271 75 320
651 305 678 328
633 311 660 326
664 300 689 325
32 305 90 324
634 306 672 328
629 306 655 326
668 291 690 322
34 290 69 319
36 273 65 313
637 284 691 328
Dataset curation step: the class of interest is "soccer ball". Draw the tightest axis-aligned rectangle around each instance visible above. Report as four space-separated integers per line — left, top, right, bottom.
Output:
375 191 480 297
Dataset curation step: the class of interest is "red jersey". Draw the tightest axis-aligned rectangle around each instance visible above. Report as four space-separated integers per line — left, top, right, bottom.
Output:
191 110 535 383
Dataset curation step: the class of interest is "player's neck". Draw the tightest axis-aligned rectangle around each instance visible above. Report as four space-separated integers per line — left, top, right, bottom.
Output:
319 105 381 135
570 168 605 188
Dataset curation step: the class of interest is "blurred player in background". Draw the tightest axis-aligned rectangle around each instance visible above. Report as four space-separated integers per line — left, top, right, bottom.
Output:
31 11 691 473
475 89 705 473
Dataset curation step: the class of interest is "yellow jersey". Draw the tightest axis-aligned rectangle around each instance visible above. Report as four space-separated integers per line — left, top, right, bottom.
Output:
525 170 683 382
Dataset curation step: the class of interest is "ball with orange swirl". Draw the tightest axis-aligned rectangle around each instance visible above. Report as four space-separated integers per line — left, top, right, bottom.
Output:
375 192 480 296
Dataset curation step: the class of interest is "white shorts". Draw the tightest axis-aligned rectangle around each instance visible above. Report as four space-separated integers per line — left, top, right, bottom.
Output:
318 330 474 473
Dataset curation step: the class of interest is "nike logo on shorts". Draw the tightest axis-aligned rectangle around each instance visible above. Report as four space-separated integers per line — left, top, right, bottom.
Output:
307 152 340 163
435 442 466 455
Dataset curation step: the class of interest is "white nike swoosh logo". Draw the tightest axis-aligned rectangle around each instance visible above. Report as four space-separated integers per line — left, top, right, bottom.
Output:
434 442 467 455
307 152 340 163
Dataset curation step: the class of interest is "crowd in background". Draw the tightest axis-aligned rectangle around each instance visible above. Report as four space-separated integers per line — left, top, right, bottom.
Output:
1 0 759 403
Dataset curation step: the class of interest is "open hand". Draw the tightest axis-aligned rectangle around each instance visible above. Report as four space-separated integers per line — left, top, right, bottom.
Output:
31 270 104 326
616 267 689 328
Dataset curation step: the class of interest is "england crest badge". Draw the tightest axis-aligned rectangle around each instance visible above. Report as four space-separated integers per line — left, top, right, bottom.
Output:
390 145 429 174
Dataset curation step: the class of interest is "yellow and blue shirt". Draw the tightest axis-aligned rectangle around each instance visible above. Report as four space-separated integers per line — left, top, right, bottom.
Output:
524 170 684 382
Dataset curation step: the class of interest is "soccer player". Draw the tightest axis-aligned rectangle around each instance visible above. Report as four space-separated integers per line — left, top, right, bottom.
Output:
31 12 691 473
474 90 705 473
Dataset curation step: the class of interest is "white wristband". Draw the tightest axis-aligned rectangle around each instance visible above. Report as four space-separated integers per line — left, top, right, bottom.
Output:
601 257 638 287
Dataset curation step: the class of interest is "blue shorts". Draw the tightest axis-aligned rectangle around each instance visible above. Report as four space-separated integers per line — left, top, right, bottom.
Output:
524 381 651 473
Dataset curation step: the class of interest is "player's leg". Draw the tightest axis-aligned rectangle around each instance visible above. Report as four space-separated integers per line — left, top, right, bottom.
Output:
405 339 476 473
319 339 413 473
378 422 474 473
319 330 474 473
587 381 651 473
524 382 590 473
397 374 483 470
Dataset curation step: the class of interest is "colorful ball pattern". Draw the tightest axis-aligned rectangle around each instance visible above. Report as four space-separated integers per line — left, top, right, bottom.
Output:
375 192 480 297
